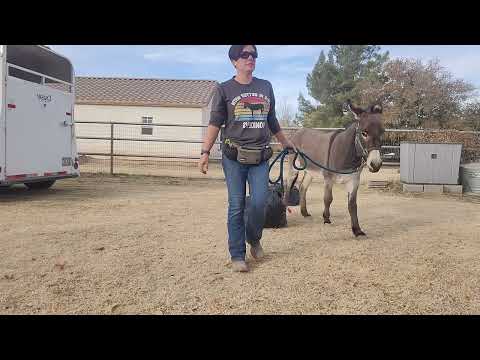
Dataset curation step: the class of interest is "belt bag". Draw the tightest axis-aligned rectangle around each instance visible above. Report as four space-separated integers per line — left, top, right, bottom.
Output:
223 142 273 165
237 146 264 165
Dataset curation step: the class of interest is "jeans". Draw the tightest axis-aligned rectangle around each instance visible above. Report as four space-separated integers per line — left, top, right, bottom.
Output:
221 156 269 261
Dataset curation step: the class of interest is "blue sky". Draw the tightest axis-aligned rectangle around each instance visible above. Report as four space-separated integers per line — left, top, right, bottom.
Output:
50 45 480 113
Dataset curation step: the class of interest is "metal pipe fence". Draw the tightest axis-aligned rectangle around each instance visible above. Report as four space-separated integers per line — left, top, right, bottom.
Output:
75 121 480 179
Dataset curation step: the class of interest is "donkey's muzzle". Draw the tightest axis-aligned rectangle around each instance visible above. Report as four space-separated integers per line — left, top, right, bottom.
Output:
368 162 382 173
367 150 382 172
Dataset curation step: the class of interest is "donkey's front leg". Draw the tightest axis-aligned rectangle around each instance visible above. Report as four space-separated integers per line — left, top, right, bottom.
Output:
323 176 334 224
346 175 366 237
300 171 313 217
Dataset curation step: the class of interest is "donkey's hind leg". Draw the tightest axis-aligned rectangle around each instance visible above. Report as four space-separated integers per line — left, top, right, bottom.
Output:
300 171 313 217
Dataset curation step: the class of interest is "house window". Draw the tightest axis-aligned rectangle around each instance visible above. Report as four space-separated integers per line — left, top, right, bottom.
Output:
141 116 153 135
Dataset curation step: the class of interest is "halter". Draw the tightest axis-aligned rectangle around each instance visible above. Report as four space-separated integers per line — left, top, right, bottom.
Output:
354 122 382 165
354 123 369 162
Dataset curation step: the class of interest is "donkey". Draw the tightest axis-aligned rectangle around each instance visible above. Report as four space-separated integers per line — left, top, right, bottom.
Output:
283 100 384 237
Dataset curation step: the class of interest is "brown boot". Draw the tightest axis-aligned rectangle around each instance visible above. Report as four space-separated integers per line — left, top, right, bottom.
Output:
250 243 264 260
232 260 249 272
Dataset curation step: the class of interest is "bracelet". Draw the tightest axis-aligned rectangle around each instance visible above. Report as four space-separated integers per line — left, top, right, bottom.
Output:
201 149 210 156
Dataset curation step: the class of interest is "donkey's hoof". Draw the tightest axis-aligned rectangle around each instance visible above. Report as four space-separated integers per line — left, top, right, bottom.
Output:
323 218 331 224
301 212 311 217
353 229 366 237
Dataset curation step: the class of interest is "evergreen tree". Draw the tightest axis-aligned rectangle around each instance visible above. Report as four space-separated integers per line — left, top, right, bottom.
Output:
298 46 389 128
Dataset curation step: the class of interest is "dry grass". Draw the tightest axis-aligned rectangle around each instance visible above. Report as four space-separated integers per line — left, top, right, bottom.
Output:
0 171 479 314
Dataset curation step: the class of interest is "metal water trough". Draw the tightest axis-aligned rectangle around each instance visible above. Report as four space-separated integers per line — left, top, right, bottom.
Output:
461 163 480 194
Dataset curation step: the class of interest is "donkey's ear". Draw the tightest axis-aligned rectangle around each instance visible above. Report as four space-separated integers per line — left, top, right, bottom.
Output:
346 99 364 119
370 104 383 114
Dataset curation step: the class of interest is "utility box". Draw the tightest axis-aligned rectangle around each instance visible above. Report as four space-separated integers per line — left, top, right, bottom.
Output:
400 142 462 185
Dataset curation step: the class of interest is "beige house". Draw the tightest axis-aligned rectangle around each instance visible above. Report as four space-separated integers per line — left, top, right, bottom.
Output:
73 76 220 159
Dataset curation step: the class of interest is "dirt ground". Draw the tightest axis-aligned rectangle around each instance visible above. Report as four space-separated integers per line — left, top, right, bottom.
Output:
1 171 479 314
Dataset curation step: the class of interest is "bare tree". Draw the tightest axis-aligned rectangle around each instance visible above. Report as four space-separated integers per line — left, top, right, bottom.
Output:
276 96 296 127
462 100 480 131
357 58 475 129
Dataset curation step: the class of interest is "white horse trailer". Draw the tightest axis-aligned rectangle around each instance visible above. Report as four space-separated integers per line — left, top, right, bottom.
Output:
0 45 79 189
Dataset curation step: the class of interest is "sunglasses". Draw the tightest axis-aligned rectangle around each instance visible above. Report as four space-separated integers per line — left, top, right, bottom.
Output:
239 51 258 60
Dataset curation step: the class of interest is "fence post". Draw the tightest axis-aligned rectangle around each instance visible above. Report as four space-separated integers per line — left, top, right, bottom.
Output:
110 123 114 175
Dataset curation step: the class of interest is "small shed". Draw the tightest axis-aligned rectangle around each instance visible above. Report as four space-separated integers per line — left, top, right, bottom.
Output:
400 142 462 185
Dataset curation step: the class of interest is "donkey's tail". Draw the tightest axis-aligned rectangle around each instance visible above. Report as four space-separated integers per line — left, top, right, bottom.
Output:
283 168 299 206
289 172 299 194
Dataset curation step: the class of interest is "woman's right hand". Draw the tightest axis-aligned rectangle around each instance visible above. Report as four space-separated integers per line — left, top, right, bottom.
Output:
199 154 209 174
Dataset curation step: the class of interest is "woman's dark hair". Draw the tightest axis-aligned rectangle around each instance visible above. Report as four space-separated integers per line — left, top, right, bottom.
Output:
228 45 258 60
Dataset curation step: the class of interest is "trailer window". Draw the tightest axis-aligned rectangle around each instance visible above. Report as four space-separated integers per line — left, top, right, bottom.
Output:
8 67 42 84
45 78 72 93
6 45 73 84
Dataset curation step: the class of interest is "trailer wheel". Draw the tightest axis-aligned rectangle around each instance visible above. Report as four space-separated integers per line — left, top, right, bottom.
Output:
25 180 56 190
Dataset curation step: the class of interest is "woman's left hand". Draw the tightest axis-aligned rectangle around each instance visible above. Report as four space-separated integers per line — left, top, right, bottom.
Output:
284 140 297 153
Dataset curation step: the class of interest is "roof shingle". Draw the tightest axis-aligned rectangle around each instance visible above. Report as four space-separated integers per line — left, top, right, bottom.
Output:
74 76 218 107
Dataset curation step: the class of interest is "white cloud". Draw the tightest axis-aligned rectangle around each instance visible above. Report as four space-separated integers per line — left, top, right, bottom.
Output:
143 45 327 65
272 63 314 74
143 45 229 64
440 56 480 81
385 45 480 87
267 75 317 114
259 45 327 60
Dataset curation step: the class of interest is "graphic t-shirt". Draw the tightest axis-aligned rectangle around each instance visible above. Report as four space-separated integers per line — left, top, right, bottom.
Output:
209 77 281 147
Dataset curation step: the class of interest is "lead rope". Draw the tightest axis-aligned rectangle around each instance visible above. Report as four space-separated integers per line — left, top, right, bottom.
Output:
268 148 367 190
269 125 370 189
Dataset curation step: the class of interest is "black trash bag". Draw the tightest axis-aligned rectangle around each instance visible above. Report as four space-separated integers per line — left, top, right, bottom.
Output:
245 182 287 229
264 183 288 228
